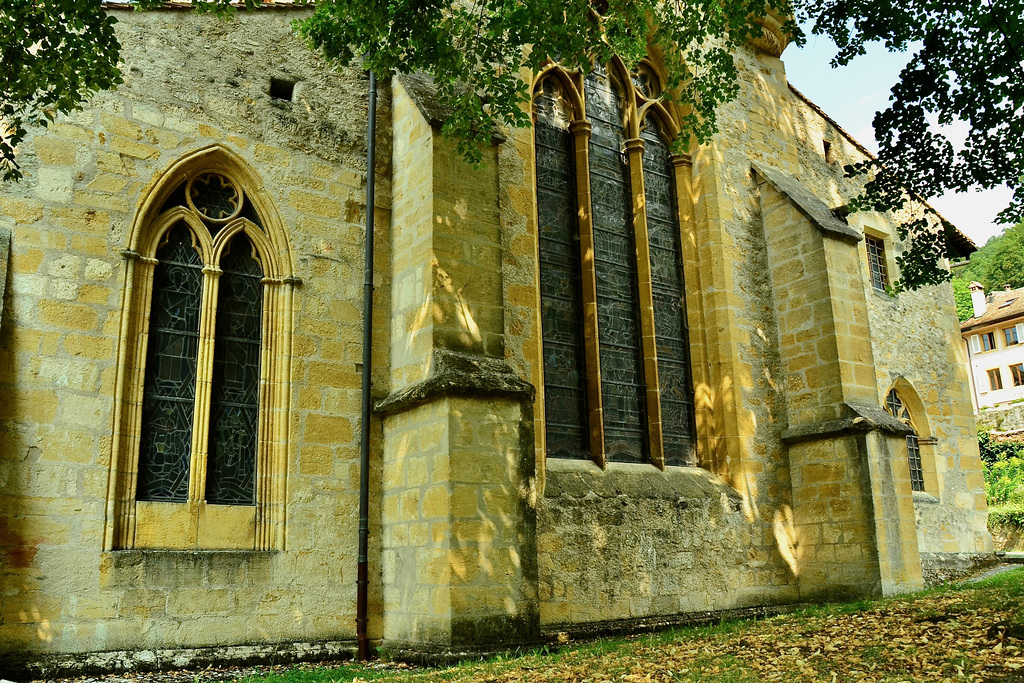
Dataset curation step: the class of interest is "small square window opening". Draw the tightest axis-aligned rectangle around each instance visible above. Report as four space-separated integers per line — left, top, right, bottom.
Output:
270 78 297 102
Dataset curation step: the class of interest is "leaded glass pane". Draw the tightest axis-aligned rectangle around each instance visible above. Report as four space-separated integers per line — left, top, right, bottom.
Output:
585 68 648 463
886 389 924 492
642 118 696 467
206 235 263 505
907 433 924 492
189 172 242 223
536 79 589 460
138 224 203 502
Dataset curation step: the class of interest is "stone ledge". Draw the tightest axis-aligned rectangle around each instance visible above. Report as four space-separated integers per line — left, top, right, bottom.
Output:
375 350 534 415
2 640 356 681
542 602 803 643
753 162 862 243
544 459 742 507
782 402 913 444
919 552 1001 587
102 549 278 589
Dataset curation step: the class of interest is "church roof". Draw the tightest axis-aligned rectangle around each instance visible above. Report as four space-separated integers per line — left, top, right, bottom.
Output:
788 84 976 258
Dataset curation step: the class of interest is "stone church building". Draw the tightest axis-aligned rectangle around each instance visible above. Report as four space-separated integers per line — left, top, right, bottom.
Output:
0 1 993 674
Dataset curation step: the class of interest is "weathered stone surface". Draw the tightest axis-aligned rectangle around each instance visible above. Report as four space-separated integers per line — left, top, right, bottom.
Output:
0 2 993 673
752 162 862 242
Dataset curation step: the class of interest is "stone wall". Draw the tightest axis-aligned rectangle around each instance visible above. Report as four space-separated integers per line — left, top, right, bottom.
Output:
977 403 1024 433
0 7 391 658
0 4 995 671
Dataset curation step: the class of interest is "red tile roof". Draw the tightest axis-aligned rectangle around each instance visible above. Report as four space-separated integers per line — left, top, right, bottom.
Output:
961 285 1024 332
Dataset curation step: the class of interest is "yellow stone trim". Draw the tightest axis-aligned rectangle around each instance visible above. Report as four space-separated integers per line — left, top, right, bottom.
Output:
105 146 296 551
570 119 607 468
529 63 710 472
670 153 712 468
625 136 666 470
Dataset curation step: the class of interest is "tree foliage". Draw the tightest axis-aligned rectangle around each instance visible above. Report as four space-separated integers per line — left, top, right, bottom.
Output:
951 275 975 322
3 0 1022 293
296 0 795 165
800 0 1024 291
1 0 123 181
958 221 1024 293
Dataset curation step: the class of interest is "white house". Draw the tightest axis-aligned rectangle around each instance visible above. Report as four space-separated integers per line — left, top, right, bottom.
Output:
962 282 1024 410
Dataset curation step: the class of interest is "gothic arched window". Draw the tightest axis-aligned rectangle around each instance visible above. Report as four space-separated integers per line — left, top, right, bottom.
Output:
532 61 696 469
107 151 295 551
885 388 925 492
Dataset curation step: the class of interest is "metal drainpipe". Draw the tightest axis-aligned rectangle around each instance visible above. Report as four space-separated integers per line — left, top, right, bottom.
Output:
357 69 377 662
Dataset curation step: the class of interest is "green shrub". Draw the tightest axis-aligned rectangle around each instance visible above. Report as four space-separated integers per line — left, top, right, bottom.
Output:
989 503 1024 531
985 457 1024 506
978 426 1024 465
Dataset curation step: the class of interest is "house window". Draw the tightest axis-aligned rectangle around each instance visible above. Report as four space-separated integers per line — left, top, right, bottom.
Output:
866 236 889 292
885 389 924 492
1006 327 1019 346
107 155 295 551
533 62 696 468
983 331 997 351
1012 364 1024 387
989 368 1004 391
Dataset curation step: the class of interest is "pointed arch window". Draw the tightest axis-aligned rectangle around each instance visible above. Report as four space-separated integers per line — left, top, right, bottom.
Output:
108 155 296 551
532 61 696 469
885 389 925 492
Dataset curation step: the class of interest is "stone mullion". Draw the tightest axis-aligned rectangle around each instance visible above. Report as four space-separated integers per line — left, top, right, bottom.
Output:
188 266 222 504
256 278 292 551
670 153 708 467
625 137 665 469
108 253 158 549
255 278 277 551
570 119 606 468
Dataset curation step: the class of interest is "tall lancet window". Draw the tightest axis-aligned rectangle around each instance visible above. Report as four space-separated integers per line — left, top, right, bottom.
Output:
642 116 696 467
535 79 590 460
586 67 648 463
206 234 264 505
532 60 697 470
138 225 204 502
108 153 295 552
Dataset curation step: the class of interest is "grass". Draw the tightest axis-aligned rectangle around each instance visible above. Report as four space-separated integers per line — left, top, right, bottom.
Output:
240 567 1024 683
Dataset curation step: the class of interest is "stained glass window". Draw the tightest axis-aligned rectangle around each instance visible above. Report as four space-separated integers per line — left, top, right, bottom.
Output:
642 118 696 467
533 63 699 469
885 389 924 492
188 172 242 223
137 224 203 502
206 235 263 505
586 68 648 463
536 79 590 460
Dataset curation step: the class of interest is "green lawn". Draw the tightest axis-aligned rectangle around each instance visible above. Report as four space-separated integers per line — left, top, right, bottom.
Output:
243 567 1023 683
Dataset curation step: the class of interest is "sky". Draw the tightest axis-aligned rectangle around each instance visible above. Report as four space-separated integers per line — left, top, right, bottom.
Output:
782 33 1013 249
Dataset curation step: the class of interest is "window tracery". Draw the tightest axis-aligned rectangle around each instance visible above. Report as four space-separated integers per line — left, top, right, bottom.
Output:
106 148 295 551
885 388 925 492
532 59 697 469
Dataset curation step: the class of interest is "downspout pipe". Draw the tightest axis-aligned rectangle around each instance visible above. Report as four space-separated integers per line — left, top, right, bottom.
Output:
357 69 377 662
